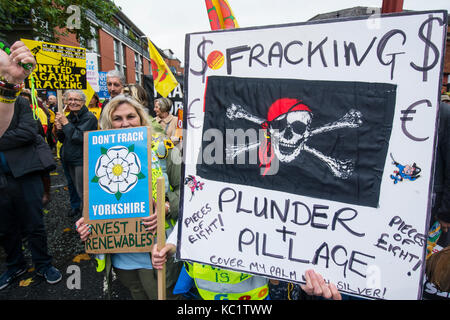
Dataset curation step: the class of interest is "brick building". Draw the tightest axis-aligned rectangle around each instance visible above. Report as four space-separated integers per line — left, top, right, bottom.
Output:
1 6 183 86
58 8 154 86
162 49 184 76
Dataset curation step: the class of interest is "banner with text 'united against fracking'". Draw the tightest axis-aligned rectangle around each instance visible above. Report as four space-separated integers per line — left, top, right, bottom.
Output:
22 39 86 90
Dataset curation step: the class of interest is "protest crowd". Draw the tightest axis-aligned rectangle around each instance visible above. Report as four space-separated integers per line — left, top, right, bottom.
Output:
0 40 342 300
0 1 449 303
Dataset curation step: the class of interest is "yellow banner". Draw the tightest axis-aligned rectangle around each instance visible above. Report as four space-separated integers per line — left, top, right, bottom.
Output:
83 80 95 109
147 38 178 98
21 39 87 90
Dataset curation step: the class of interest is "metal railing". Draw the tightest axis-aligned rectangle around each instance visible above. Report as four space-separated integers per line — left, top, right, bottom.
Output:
85 9 149 59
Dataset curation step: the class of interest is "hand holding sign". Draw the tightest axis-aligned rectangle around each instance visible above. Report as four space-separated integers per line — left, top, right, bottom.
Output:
152 243 176 270
156 176 166 300
301 269 342 300
55 112 69 128
75 217 91 242
141 210 157 233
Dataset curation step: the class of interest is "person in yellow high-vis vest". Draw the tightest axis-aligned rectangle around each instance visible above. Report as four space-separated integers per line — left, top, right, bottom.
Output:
75 95 182 300
152 224 342 300
184 260 269 300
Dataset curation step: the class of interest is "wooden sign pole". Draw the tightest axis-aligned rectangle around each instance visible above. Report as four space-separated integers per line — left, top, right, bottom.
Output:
57 89 63 113
156 176 166 300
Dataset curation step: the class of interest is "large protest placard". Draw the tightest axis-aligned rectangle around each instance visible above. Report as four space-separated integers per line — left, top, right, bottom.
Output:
98 71 110 100
179 11 448 300
144 74 184 117
86 52 99 92
21 39 87 90
83 127 155 253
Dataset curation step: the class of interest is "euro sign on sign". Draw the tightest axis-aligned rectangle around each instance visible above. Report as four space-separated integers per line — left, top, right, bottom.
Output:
21 39 87 90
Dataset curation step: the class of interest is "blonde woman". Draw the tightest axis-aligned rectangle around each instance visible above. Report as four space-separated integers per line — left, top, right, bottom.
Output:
76 95 182 300
123 84 165 135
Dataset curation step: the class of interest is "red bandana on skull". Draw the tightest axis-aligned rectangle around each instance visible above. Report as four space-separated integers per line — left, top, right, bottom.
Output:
259 98 311 175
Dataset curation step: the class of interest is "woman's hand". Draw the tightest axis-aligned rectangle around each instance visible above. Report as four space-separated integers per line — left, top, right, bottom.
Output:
142 199 169 233
55 112 69 127
152 243 176 270
301 269 342 300
75 217 91 242
141 213 157 233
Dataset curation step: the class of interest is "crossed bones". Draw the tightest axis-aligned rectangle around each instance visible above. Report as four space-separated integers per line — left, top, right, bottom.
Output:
225 103 364 179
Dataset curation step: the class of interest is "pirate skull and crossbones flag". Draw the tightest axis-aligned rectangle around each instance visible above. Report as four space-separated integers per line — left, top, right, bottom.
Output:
197 76 396 208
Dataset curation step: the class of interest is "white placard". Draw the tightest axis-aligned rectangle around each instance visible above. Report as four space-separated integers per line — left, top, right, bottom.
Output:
86 52 99 92
179 11 448 300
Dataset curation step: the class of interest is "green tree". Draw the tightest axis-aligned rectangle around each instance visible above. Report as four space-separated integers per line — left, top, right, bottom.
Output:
0 0 119 47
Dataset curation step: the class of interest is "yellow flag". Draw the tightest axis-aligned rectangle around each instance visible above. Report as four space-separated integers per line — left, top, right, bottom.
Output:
147 38 178 98
83 80 95 109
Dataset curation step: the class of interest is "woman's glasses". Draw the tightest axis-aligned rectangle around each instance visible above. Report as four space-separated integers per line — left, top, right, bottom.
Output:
67 98 82 103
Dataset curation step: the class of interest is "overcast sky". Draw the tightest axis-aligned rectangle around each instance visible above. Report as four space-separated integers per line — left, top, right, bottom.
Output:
113 0 450 66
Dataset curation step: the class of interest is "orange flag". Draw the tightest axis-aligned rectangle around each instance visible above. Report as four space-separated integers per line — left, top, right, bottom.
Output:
147 38 178 98
205 0 239 30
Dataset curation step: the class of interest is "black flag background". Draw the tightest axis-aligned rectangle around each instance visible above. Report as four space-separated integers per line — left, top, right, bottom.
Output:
143 74 184 118
197 76 397 208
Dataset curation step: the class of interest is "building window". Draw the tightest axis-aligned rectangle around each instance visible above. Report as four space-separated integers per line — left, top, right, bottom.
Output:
134 52 144 84
134 52 140 69
79 26 99 53
114 39 121 64
135 72 140 84
122 44 127 65
114 39 127 76
87 26 99 53
122 44 127 78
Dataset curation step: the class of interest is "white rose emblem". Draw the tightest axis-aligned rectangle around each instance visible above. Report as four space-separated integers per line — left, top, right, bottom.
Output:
91 145 145 200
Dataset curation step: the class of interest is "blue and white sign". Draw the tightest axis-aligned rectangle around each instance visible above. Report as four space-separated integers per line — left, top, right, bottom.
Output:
87 127 150 221
86 52 99 92
98 71 110 99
